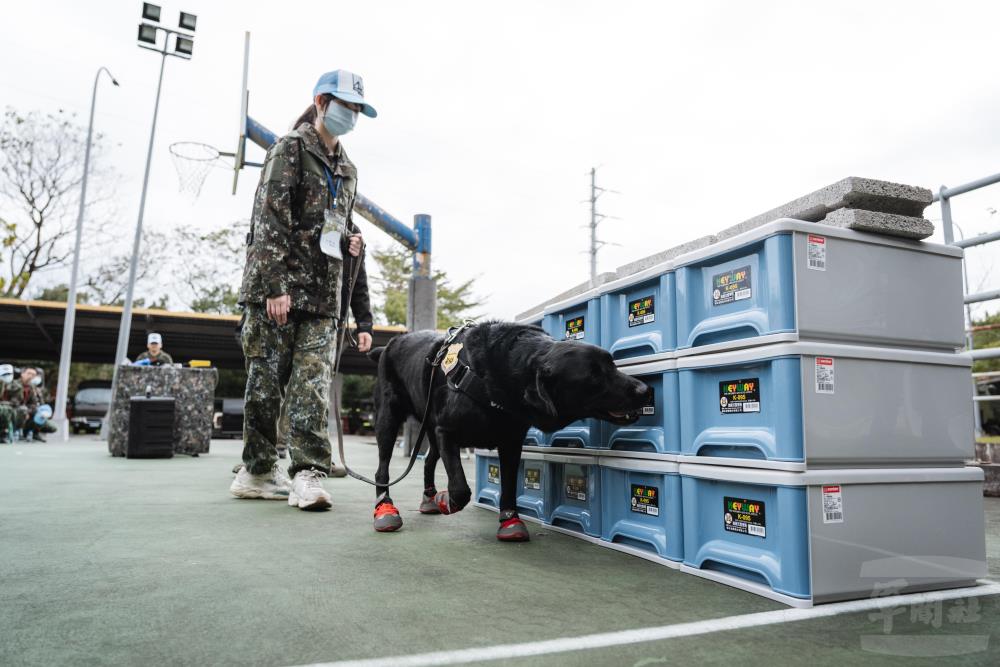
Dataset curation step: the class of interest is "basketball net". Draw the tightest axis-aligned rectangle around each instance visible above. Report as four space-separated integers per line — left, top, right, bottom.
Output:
169 142 226 199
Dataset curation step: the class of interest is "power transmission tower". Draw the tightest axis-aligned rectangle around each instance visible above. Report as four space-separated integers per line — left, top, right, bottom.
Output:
587 167 620 284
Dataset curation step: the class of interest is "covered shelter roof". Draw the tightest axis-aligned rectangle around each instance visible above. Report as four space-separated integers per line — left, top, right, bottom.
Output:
0 298 404 374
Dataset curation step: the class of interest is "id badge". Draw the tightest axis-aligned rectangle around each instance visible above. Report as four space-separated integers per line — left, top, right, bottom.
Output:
320 207 347 259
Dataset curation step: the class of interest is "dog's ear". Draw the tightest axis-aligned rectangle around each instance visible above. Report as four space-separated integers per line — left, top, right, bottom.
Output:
524 367 557 416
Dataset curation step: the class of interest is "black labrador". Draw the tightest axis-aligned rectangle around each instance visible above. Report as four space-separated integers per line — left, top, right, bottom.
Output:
367 321 652 541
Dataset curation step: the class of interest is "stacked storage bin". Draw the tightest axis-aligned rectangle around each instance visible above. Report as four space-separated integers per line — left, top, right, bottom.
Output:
480 217 987 606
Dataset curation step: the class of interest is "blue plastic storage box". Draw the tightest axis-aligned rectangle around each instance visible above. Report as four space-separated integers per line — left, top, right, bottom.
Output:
474 450 502 508
677 342 973 470
674 219 964 354
607 359 680 454
516 451 552 521
547 453 602 537
680 463 987 606
600 262 676 362
600 457 683 561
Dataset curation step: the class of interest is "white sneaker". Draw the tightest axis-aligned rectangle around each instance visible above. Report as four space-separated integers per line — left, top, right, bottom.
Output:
289 469 332 511
230 464 292 500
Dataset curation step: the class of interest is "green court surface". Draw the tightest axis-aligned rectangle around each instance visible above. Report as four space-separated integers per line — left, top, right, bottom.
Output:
1 436 999 666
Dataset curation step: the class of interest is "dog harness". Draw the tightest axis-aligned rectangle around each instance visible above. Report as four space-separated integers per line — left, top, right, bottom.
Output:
430 322 527 422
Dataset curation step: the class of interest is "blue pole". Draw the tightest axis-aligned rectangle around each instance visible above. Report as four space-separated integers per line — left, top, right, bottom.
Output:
245 115 417 250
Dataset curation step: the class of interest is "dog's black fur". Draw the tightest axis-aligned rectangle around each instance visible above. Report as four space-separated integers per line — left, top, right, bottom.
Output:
368 321 652 536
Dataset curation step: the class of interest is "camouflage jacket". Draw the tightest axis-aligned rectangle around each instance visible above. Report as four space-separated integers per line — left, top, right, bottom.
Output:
239 122 357 318
3 380 36 410
136 351 174 366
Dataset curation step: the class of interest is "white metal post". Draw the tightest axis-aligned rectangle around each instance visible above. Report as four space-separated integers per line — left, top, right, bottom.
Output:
54 67 117 441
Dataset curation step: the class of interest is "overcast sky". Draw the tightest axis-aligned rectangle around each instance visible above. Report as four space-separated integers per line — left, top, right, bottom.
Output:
3 0 999 321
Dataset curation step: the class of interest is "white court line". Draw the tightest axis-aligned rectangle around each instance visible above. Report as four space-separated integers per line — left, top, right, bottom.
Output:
290 581 1000 667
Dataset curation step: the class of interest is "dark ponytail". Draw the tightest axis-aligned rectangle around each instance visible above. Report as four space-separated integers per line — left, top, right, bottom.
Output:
292 94 333 129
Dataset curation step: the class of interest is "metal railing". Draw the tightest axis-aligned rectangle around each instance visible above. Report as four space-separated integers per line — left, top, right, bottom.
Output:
934 172 1000 436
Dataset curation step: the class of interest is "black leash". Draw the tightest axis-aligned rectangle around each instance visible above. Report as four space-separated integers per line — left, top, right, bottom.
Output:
332 243 438 488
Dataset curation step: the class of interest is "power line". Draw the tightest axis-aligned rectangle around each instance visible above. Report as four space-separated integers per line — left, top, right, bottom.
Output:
587 167 621 284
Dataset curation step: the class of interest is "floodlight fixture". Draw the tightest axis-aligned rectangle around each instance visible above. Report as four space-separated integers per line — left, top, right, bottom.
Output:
137 23 158 44
174 35 194 57
142 2 161 22
179 12 197 32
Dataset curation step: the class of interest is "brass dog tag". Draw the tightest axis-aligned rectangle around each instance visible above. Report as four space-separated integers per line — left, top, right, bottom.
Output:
441 343 463 374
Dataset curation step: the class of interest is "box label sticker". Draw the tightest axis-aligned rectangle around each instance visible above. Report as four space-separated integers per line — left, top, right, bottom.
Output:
815 357 835 394
807 234 827 271
630 484 659 516
642 385 656 416
524 467 541 491
719 378 760 414
724 497 766 538
487 464 500 484
565 470 588 501
822 485 844 524
712 265 752 306
565 316 585 340
628 295 655 327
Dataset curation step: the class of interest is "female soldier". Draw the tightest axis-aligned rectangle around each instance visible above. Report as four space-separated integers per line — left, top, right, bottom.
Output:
230 70 376 510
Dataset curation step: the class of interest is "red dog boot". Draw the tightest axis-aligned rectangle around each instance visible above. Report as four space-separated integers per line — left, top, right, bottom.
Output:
497 510 529 542
418 488 441 514
433 490 459 515
373 497 403 533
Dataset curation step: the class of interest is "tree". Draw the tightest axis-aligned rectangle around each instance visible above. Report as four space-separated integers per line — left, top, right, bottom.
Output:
82 228 170 308
368 245 483 328
973 311 1000 373
171 222 248 314
0 108 114 297
34 283 89 304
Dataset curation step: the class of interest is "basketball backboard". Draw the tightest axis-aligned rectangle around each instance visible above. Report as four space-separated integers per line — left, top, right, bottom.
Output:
232 31 249 194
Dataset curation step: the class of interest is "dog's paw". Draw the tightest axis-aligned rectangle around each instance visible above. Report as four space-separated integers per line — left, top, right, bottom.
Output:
373 501 403 532
433 490 463 515
497 511 530 542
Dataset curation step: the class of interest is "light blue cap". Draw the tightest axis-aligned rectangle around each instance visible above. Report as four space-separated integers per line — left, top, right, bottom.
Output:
313 70 377 118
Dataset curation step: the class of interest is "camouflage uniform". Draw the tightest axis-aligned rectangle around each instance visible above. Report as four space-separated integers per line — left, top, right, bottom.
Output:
135 350 174 365
30 382 57 434
4 380 33 431
0 379 15 441
238 122 357 477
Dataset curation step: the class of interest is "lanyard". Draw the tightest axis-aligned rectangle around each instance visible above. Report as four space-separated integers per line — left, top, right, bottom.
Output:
322 165 342 209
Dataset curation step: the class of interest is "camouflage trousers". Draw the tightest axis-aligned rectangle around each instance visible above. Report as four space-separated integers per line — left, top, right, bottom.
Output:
241 305 335 476
0 404 15 439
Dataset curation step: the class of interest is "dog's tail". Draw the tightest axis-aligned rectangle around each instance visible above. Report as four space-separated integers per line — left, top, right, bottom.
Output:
367 346 386 364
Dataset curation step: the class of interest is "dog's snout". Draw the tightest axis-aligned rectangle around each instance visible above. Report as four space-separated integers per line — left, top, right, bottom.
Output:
631 380 652 401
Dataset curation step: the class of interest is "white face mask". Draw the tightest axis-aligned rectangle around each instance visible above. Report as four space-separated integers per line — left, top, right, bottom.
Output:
322 100 357 137
30 376 42 387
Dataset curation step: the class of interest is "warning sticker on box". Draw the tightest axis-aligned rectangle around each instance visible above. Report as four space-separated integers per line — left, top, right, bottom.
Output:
565 472 588 501
642 385 655 416
712 265 752 306
724 497 766 538
807 234 827 271
815 357 835 394
524 467 541 490
565 316 585 340
719 378 760 414
631 484 659 516
628 295 655 327
822 485 844 524
488 464 500 485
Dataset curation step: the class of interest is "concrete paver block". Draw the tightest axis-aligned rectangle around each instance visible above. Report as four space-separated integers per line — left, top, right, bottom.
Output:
615 235 717 278
820 208 935 240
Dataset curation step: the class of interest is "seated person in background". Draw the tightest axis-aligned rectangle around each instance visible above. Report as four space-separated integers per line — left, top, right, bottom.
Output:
8 367 46 442
0 364 16 443
135 333 173 366
29 368 57 439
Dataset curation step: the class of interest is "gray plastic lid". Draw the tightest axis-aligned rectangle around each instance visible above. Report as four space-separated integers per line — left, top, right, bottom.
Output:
597 259 675 298
619 358 678 375
674 340 971 370
673 218 962 269
601 457 679 474
544 453 600 465
679 463 984 486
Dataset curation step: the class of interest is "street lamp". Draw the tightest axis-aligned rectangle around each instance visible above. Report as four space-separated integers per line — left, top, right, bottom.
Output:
52 66 119 442
111 4 196 389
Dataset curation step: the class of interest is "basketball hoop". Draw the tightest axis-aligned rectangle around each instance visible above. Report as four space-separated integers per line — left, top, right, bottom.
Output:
169 142 228 199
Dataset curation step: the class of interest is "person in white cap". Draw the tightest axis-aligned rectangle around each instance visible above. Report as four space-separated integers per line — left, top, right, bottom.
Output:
231 69 376 510
135 333 173 366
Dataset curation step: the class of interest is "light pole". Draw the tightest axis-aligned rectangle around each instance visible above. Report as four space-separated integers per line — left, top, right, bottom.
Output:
111 3 196 385
53 66 119 442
